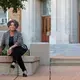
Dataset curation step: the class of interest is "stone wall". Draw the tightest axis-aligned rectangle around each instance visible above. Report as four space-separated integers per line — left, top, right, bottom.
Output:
50 0 78 44
50 44 80 57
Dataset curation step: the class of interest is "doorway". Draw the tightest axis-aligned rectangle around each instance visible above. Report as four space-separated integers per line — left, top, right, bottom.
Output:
41 16 51 42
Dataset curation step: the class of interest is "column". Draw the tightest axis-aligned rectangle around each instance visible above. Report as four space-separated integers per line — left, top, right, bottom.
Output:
22 0 41 48
33 0 41 42
70 0 78 43
50 0 57 44
29 0 41 42
56 0 66 43
57 0 71 43
50 0 71 44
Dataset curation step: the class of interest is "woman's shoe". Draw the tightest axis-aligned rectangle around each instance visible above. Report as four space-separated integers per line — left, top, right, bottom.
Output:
23 70 27 77
10 62 15 69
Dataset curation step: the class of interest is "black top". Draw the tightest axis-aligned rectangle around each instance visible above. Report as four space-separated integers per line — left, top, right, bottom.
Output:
9 36 14 47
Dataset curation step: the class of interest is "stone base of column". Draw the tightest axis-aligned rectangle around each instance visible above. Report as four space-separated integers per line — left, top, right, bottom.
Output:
49 35 56 44
56 32 69 44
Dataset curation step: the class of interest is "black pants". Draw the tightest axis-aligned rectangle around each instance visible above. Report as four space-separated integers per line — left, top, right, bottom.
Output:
10 46 27 71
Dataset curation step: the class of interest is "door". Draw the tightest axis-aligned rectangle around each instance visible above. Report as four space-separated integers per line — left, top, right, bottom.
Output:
41 16 51 42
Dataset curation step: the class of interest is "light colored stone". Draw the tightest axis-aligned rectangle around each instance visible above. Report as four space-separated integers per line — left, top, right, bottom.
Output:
22 0 41 48
30 43 50 66
0 56 40 76
50 0 78 43
19 61 40 76
0 63 17 75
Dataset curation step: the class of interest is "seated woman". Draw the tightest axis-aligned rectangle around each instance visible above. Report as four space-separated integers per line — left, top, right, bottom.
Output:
0 20 27 77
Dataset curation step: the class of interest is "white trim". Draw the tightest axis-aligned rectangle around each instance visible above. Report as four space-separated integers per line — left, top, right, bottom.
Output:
0 31 6 32
6 10 8 23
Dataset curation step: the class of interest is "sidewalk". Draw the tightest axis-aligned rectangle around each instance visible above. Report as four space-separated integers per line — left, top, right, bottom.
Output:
1 66 80 80
0 66 49 80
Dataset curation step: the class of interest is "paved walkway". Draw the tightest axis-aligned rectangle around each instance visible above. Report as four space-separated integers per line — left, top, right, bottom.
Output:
1 66 80 80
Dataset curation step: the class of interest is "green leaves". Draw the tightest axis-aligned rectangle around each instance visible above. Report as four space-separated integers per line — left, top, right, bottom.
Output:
0 0 27 13
2 47 8 56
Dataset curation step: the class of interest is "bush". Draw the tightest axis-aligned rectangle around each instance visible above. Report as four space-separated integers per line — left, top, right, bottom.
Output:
2 47 8 56
0 0 27 13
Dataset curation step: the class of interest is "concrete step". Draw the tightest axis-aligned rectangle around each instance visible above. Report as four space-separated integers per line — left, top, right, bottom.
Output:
0 56 40 76
50 56 80 66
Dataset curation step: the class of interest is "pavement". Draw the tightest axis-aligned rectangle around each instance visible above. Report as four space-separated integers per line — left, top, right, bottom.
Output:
1 66 80 80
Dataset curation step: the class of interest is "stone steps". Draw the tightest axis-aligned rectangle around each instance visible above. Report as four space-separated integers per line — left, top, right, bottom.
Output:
50 56 80 66
50 44 80 65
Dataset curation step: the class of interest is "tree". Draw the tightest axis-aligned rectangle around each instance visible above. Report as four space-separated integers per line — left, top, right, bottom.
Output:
0 0 27 13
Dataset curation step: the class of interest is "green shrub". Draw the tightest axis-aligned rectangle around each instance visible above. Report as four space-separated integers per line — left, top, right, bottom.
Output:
2 47 8 56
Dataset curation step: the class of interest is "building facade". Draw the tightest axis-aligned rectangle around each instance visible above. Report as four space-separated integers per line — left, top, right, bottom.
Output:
21 0 80 45
51 0 80 44
0 0 51 48
0 0 80 48
21 0 51 48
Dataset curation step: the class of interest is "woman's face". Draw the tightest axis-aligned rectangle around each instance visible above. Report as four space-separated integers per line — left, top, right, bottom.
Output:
8 22 16 31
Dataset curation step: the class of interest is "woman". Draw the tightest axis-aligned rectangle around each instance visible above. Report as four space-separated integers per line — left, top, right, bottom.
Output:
0 20 27 77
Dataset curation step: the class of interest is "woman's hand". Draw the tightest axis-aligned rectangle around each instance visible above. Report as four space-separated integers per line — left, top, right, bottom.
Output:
7 48 12 55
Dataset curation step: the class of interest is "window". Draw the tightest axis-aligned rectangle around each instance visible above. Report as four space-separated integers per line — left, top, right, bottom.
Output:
43 0 51 15
0 7 8 26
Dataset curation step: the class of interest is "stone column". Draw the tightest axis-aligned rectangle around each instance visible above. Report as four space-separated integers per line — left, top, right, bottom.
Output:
22 0 41 48
50 0 57 44
50 0 72 44
70 0 78 43
33 0 41 42
28 0 41 42
21 1 31 48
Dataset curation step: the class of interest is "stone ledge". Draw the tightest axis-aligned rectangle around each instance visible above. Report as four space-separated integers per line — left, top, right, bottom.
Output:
50 56 80 65
51 56 80 60
0 56 40 63
0 56 40 76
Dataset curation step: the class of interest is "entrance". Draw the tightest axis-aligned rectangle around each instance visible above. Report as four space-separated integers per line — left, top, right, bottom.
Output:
41 16 51 42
